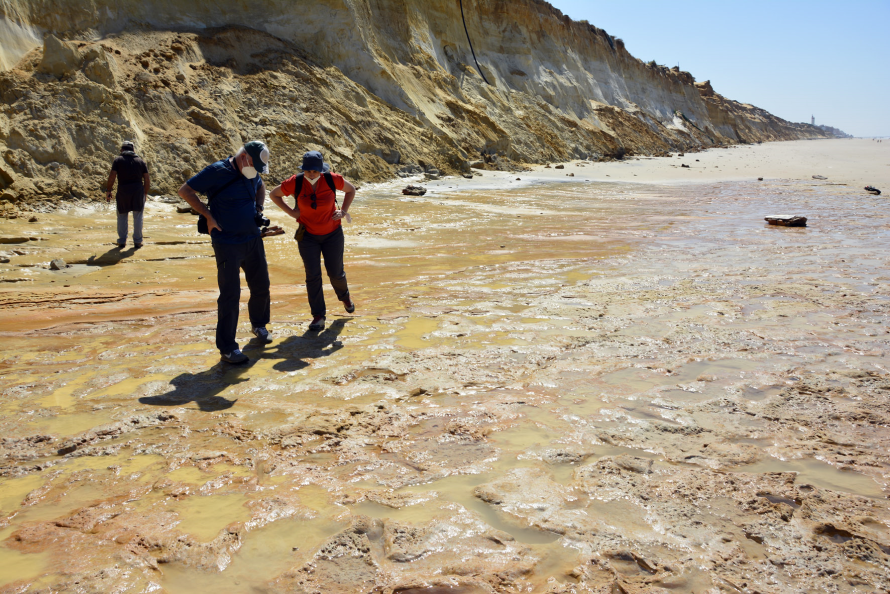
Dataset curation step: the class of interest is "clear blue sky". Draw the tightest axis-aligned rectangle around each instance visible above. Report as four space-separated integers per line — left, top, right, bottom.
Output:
547 1 890 137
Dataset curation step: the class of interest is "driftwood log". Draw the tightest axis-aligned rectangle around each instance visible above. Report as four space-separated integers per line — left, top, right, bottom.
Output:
765 215 807 227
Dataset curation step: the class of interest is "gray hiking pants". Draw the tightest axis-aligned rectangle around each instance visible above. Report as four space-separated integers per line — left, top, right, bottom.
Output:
117 210 143 245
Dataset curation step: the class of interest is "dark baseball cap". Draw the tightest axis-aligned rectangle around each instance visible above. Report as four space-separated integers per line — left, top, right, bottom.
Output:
121 141 135 151
244 140 270 174
300 150 331 173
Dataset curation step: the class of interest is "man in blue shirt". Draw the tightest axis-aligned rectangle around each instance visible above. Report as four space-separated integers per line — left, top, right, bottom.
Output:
178 141 273 364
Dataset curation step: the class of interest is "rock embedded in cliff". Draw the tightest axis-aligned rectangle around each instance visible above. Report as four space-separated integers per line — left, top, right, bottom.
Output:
82 47 117 88
397 164 422 178
187 108 226 134
38 35 82 78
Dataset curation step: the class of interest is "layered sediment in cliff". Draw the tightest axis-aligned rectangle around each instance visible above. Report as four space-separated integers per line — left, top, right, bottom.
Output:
0 0 841 203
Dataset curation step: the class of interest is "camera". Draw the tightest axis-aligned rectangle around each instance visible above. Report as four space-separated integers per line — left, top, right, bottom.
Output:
255 212 271 228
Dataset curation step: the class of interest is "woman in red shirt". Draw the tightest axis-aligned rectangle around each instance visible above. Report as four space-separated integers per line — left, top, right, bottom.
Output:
269 151 357 331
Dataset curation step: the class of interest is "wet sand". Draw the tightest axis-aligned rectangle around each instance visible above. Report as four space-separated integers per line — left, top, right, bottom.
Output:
0 139 889 592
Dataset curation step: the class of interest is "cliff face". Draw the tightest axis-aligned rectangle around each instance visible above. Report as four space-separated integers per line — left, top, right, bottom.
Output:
0 0 840 202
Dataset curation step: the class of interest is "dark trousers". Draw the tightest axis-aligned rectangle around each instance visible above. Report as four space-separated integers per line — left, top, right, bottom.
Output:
212 237 270 353
298 226 349 317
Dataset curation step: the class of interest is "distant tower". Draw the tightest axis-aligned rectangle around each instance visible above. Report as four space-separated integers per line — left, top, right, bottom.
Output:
811 115 815 126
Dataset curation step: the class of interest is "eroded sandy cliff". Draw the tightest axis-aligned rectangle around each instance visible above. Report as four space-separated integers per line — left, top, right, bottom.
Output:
0 0 839 203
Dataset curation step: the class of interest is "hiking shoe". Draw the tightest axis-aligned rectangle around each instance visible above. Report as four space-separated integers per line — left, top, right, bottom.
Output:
134 242 143 248
221 349 249 364
343 297 355 314
308 316 325 331
251 326 272 343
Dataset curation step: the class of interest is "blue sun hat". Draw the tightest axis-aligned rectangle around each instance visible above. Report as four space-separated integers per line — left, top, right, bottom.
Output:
300 150 331 173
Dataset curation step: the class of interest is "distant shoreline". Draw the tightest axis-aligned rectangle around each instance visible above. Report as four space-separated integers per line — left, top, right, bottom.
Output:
404 138 889 199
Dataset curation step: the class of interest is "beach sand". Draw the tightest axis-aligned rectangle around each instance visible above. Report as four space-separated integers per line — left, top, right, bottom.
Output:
419 137 890 192
0 138 888 592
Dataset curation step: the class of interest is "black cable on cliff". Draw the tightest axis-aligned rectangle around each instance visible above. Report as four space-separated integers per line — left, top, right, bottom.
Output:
459 0 491 85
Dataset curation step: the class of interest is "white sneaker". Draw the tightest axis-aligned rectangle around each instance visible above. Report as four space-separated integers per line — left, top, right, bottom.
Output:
251 326 272 343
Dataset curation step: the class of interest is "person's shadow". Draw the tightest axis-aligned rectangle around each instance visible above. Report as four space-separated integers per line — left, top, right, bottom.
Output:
139 319 349 411
264 318 348 372
139 361 249 411
87 245 138 267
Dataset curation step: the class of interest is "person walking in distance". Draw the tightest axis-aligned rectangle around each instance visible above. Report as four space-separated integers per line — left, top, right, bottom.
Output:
269 150 356 331
106 141 150 248
177 141 273 364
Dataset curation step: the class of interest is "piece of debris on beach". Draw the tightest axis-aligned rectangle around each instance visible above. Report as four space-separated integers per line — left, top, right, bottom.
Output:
261 226 285 237
765 215 807 227
402 185 427 196
865 185 881 195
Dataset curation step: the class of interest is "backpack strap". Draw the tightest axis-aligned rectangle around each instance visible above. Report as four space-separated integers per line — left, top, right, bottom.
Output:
298 172 339 208
324 172 339 209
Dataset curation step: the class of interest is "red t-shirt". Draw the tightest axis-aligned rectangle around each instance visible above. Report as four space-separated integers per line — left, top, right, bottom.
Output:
281 173 345 236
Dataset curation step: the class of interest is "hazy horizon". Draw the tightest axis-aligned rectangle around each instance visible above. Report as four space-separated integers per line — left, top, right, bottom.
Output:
548 0 889 138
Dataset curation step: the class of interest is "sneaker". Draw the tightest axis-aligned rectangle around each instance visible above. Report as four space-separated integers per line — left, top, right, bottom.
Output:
134 242 143 248
343 297 355 314
251 326 272 343
221 349 249 364
115 242 125 248
308 316 325 331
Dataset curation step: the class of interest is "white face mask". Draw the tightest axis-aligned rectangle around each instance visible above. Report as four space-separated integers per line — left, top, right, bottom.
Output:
241 166 258 180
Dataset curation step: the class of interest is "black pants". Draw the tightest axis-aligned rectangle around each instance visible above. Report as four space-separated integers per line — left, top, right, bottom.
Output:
212 237 270 353
298 226 349 317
